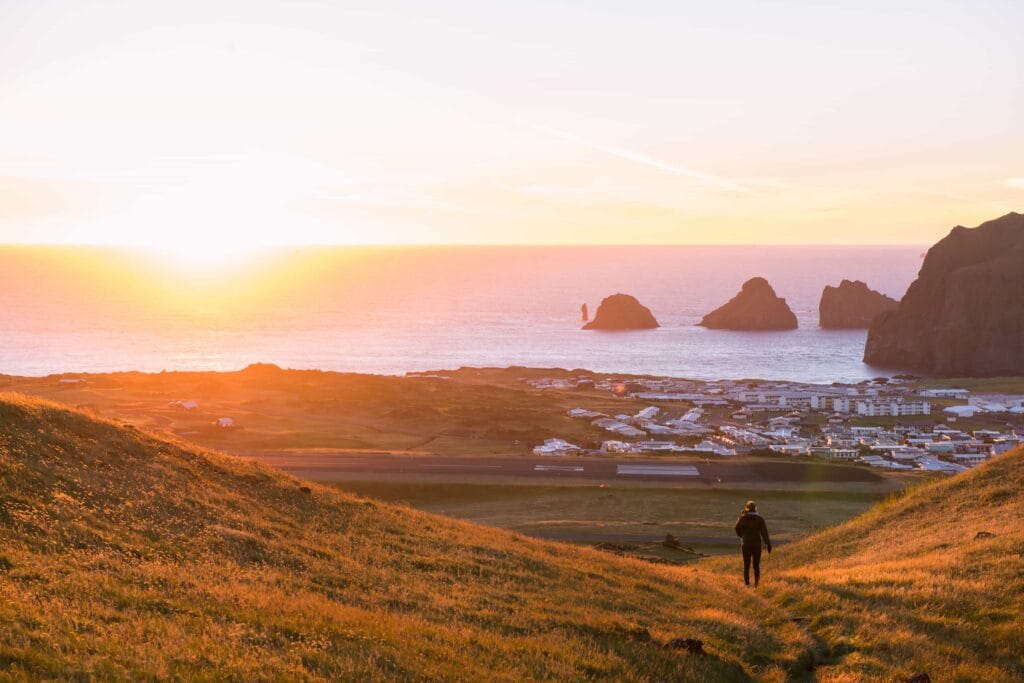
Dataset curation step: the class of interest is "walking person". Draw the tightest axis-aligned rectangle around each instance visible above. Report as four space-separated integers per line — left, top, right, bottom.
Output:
734 500 771 587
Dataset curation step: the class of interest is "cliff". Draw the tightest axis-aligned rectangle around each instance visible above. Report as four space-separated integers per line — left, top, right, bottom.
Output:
582 293 660 330
819 279 898 328
699 277 797 330
864 212 1024 376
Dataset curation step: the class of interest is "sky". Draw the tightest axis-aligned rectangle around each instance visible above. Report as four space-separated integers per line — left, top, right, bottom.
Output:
1 0 1022 252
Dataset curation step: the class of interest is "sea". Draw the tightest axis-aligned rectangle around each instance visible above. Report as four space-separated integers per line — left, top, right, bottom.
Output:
0 245 925 384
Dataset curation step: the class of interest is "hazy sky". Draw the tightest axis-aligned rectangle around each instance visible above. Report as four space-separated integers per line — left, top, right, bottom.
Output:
2 0 1022 251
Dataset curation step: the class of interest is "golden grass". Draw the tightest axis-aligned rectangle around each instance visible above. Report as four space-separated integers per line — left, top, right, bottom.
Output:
0 393 812 680
0 366 652 457
3 388 1021 681
735 446 1024 682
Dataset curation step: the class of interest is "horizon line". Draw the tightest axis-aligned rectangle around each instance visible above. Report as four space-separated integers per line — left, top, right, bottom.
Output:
0 241 931 249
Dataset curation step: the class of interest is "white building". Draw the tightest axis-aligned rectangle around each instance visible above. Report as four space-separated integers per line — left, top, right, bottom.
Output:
567 408 605 419
856 400 930 417
634 406 660 421
919 388 969 399
810 395 851 413
953 452 989 467
916 457 968 474
533 438 581 456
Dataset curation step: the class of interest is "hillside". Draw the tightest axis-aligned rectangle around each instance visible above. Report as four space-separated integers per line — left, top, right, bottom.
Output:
752 446 1024 681
0 366 643 457
0 394 811 681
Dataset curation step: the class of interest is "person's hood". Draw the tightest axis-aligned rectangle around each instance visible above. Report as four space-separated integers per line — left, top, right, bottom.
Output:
742 511 761 518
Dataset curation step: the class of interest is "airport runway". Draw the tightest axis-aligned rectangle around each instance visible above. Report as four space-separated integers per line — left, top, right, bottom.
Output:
242 452 882 484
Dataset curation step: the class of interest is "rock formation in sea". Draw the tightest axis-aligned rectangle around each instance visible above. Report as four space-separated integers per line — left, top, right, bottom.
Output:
864 212 1024 376
582 293 659 330
699 277 797 330
819 280 898 329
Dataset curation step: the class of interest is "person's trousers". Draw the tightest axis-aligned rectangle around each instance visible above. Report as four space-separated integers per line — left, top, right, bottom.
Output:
742 544 762 585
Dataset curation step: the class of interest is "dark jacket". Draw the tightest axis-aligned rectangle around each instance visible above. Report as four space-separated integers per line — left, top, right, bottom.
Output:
735 511 771 549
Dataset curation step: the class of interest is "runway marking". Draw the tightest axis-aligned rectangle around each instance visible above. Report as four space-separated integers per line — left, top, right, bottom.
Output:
616 465 699 477
421 464 503 469
533 465 585 472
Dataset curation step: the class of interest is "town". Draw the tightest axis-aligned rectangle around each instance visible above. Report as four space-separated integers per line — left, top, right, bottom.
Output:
528 375 1024 474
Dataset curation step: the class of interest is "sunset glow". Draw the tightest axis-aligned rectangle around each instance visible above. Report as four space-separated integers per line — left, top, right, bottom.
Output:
2 1 1021 252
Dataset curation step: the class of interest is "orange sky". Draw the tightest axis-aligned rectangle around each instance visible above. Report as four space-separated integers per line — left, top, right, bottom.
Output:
1 1 1022 254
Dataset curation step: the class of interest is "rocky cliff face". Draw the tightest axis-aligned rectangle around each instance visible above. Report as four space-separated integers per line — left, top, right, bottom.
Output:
819 280 898 328
699 277 797 330
582 293 660 330
864 212 1024 376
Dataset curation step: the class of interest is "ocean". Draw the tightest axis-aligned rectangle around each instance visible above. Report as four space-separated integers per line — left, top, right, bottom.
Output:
0 245 924 383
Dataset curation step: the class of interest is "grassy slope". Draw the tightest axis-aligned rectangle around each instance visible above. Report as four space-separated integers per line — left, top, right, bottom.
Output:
0 394 811 681
0 367 652 457
750 447 1024 681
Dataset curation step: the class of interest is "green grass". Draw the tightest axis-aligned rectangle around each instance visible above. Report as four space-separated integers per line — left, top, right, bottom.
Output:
333 482 887 554
912 376 1024 394
0 393 811 681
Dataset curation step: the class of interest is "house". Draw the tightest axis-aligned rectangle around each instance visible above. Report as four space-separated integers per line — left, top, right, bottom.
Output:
215 417 235 428
170 400 200 411
943 405 976 418
567 408 605 419
953 452 989 467
690 440 737 456
634 406 660 421
916 457 968 474
769 444 810 456
919 388 969 400
533 438 581 456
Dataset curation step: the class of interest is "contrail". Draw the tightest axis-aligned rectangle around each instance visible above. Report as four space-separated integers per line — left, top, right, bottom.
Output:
531 124 752 194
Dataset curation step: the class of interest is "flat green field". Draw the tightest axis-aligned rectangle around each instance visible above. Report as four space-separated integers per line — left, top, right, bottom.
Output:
334 481 890 558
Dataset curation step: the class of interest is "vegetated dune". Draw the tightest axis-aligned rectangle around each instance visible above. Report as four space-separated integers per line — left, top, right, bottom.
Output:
0 394 811 681
753 445 1024 681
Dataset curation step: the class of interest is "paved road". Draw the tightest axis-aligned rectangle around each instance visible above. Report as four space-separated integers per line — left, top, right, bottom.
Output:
242 452 882 484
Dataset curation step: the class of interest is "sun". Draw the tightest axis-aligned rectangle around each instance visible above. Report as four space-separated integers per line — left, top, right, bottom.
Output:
149 235 260 271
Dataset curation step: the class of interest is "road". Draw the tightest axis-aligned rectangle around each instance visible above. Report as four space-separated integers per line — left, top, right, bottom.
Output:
242 452 883 484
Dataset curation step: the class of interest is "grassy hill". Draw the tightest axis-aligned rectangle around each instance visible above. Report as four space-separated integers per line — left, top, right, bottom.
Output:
0 394 811 681
3 392 1021 681
749 446 1024 681
0 366 652 457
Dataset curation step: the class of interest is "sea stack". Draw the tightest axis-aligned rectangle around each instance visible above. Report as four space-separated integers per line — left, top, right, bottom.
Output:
864 212 1024 376
819 280 898 329
699 277 797 330
582 293 659 330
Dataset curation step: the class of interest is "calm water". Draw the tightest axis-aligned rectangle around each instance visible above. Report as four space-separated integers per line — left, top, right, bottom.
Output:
0 245 924 383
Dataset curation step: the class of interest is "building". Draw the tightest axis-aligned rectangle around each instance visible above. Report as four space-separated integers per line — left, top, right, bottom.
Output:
919 388 969 399
635 406 660 421
567 408 605 419
810 446 858 459
533 438 581 456
855 400 930 417
810 395 851 413
943 405 976 419
953 452 989 467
